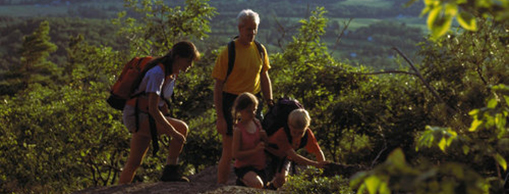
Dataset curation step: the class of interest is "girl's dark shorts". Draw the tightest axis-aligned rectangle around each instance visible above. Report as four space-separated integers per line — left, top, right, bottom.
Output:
234 166 267 182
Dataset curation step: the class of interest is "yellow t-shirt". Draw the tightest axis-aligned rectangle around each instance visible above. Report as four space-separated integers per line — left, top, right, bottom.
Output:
212 40 270 95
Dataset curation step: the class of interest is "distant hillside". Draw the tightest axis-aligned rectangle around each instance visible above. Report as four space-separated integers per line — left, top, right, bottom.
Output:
0 0 427 70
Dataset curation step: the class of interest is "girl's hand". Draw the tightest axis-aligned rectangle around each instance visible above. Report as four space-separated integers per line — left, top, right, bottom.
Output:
260 129 268 143
256 142 265 151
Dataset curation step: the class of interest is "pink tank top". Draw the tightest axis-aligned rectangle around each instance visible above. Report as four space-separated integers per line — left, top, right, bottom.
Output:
234 120 266 170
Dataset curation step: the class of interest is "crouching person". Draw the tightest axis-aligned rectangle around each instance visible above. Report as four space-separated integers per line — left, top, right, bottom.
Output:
265 108 328 189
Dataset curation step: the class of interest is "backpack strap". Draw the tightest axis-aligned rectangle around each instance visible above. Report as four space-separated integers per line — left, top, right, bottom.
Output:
224 38 266 83
133 62 172 157
225 40 236 82
254 118 263 130
283 126 309 150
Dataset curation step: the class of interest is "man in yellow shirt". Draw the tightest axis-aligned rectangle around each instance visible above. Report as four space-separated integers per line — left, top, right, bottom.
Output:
212 9 273 184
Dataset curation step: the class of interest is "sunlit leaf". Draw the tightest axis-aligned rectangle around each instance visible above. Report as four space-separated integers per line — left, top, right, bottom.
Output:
379 181 391 194
487 98 498 108
494 153 507 171
457 11 477 31
365 176 381 194
350 171 369 187
496 113 507 136
427 6 442 31
387 148 406 168
444 3 458 16
468 109 479 116
462 145 470 155
431 15 453 39
469 119 483 132
438 137 447 152
357 184 367 194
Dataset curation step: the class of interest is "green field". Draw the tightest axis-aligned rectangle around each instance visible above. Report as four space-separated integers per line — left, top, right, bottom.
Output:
0 5 68 17
0 0 428 70
339 0 393 8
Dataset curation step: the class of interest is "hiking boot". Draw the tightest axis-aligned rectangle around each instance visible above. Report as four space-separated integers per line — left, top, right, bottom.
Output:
160 164 189 182
265 182 277 190
235 178 246 186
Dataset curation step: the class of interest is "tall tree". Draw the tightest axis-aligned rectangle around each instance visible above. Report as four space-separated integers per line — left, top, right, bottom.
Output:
19 20 59 87
112 0 217 56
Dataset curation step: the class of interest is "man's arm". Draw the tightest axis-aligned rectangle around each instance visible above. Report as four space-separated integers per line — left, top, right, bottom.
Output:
214 78 227 135
260 71 273 106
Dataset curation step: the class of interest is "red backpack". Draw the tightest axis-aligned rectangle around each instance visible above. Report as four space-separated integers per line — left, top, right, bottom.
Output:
107 56 156 110
107 56 170 156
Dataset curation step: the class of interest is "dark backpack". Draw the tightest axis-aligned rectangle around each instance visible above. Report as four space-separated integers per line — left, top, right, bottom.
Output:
224 39 265 82
264 98 308 181
262 97 304 137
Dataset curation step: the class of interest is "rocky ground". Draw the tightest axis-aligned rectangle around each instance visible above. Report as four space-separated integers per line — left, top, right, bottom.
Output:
73 165 279 194
73 162 361 193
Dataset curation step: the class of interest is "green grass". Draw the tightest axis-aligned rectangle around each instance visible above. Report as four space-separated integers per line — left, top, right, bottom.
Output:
329 17 427 33
330 18 383 31
339 0 393 8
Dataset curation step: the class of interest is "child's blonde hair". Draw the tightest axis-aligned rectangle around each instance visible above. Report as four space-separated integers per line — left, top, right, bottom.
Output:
288 109 311 129
232 92 258 124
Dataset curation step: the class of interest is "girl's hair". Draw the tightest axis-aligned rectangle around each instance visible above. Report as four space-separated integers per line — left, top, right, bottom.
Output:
232 92 259 124
288 109 311 130
145 40 201 75
237 9 260 26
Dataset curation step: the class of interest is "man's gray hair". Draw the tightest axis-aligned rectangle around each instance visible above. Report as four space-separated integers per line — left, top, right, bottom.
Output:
237 9 260 26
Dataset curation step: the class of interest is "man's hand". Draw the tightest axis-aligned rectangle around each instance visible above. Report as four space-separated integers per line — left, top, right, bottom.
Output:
216 117 227 135
267 99 275 109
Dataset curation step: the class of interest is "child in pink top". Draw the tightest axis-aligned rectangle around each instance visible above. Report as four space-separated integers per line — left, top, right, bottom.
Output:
232 92 268 188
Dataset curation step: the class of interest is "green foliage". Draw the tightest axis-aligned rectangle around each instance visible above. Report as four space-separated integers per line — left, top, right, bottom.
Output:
0 31 127 193
112 0 217 56
418 18 508 126
0 0 507 193
415 84 509 191
19 20 60 87
0 17 128 96
181 109 221 172
280 167 354 194
270 6 429 169
416 126 458 153
351 148 489 194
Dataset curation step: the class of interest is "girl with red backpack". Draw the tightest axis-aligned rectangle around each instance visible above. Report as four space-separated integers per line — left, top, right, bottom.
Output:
118 41 200 184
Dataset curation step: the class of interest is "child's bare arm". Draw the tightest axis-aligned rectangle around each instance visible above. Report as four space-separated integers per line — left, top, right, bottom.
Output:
315 150 326 162
285 149 326 168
